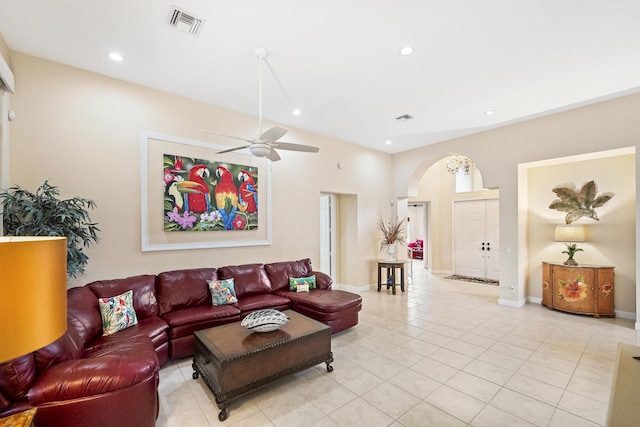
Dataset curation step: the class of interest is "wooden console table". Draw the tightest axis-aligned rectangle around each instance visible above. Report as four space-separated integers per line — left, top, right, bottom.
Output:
376 260 406 295
541 262 615 317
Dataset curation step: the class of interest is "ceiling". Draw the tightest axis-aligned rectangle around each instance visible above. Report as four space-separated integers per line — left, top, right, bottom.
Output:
1 0 639 154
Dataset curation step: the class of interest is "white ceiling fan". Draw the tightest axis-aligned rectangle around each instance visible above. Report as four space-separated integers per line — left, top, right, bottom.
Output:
201 47 319 162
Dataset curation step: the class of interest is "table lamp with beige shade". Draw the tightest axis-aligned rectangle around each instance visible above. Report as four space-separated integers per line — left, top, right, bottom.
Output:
554 224 586 266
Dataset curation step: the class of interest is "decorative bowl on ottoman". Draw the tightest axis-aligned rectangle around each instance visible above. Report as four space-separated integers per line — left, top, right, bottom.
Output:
241 309 289 332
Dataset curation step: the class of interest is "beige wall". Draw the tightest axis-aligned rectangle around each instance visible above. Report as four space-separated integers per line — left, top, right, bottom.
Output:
527 151 636 314
392 92 640 320
5 52 393 287
3 47 640 320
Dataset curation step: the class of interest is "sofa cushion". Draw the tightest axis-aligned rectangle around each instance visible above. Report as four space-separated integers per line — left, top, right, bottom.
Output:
33 320 84 373
156 268 217 316
98 290 139 336
264 259 313 292
235 294 291 314
26 355 158 405
88 275 158 319
276 289 362 313
161 304 241 338
66 287 103 346
83 335 159 367
217 263 272 297
85 316 168 358
0 354 36 402
313 271 334 290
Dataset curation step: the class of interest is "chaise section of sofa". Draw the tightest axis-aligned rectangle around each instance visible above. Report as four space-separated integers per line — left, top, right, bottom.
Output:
265 258 363 334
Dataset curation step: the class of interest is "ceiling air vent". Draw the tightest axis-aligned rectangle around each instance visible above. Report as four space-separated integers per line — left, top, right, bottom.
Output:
395 114 413 121
169 7 203 35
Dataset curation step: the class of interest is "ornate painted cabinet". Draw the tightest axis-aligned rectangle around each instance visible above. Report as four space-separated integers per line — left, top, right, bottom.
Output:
542 262 615 317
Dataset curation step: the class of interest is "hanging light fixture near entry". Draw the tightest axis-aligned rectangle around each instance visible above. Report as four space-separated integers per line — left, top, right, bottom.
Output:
446 155 476 175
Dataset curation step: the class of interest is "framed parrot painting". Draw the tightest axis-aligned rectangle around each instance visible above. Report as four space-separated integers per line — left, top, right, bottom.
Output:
163 154 258 232
141 131 271 251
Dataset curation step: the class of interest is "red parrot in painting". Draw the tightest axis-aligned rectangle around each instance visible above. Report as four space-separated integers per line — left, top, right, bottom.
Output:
238 170 258 213
214 165 238 211
186 164 210 213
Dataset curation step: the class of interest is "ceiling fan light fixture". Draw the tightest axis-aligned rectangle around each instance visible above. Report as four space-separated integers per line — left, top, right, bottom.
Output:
250 143 272 158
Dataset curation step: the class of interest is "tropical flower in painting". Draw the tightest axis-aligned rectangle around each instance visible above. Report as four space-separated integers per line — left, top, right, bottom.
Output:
176 211 197 229
232 215 246 230
601 283 613 296
200 211 217 223
164 169 175 186
558 275 588 301
167 207 181 222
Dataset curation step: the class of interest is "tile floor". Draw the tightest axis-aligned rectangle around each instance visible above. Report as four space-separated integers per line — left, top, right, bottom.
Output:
156 262 637 427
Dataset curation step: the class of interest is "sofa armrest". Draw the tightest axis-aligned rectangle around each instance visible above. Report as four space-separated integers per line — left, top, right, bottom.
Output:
312 271 333 290
27 355 157 405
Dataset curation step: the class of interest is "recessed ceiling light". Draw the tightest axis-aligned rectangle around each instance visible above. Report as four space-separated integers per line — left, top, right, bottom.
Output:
109 52 124 62
385 140 392 145
399 46 414 56
292 108 301 116
484 109 496 116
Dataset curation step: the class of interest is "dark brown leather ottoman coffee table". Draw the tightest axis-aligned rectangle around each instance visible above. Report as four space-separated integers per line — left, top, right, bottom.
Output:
192 310 333 421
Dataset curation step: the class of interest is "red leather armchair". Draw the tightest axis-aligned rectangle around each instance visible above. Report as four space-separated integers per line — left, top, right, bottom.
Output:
408 239 424 259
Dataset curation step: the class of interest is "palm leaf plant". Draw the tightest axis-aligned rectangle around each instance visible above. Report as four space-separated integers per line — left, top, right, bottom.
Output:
1 180 100 278
549 180 614 224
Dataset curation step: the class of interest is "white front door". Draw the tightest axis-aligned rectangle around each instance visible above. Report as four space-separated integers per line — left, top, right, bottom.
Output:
454 199 500 280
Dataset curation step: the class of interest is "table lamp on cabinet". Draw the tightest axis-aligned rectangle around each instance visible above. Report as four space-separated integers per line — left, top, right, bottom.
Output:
554 225 586 266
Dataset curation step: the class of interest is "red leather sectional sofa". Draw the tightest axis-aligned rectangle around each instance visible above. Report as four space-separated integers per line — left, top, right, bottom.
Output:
0 258 362 427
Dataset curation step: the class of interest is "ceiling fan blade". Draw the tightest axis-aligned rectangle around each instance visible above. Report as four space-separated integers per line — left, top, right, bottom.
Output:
266 148 281 162
272 141 320 153
258 126 288 144
200 129 253 144
216 144 252 154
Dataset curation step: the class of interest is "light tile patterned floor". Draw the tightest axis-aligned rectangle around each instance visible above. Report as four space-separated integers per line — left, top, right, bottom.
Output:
156 263 636 427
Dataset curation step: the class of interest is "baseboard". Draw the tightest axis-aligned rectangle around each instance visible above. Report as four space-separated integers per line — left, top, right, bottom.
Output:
432 269 453 276
615 310 636 320
498 297 526 308
526 297 636 321
333 283 372 293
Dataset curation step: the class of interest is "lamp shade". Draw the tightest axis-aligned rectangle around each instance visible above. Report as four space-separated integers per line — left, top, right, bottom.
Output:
554 225 586 243
0 236 67 362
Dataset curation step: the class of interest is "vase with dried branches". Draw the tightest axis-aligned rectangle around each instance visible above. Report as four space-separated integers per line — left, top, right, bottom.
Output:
377 216 405 260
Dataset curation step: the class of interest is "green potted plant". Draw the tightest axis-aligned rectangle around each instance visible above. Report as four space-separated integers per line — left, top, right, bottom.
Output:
562 243 583 266
1 180 100 278
377 215 405 260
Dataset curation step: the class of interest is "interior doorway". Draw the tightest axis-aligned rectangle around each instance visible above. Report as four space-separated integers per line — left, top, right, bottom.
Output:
319 193 337 279
408 202 430 269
